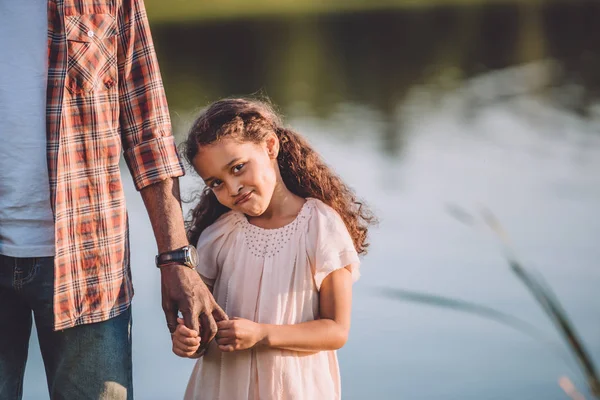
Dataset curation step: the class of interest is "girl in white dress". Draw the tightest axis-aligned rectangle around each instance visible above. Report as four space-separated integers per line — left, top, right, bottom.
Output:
173 98 375 400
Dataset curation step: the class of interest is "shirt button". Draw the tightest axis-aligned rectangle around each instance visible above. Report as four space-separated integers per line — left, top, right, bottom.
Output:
87 30 94 38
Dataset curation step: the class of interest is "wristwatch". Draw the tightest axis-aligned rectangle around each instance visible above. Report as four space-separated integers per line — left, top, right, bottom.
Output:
155 245 199 269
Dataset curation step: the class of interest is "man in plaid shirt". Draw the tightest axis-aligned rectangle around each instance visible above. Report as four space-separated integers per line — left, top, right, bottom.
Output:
0 1 225 398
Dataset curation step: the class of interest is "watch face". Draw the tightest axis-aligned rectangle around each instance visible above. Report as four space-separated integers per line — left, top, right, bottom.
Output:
187 245 199 267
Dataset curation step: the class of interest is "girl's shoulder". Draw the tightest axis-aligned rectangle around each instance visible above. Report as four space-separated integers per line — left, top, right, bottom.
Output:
196 210 244 248
304 197 346 227
303 198 354 246
303 198 361 288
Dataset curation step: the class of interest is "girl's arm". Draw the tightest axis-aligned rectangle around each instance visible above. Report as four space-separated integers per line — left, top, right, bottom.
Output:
216 266 353 352
263 266 353 351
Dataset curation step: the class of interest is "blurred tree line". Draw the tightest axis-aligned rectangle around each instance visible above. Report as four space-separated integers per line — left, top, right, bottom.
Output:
149 0 600 155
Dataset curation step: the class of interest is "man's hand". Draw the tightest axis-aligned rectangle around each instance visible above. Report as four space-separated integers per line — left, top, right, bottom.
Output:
140 178 228 353
161 264 228 353
216 317 266 352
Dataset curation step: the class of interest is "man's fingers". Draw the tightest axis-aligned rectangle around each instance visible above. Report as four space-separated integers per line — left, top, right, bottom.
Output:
163 303 179 334
200 313 219 345
212 304 228 322
182 309 200 334
199 313 211 344
192 345 207 358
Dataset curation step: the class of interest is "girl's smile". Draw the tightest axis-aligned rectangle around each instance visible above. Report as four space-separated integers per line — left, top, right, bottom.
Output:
234 190 253 206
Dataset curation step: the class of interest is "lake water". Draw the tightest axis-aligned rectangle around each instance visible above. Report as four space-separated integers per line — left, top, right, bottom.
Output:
23 2 600 399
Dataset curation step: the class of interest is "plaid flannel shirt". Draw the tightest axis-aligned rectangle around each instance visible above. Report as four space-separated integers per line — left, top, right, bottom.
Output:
47 0 184 330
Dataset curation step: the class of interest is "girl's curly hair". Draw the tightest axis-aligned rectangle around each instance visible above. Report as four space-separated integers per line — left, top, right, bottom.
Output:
181 98 376 254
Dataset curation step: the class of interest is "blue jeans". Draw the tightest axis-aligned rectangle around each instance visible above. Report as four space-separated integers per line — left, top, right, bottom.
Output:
0 255 133 399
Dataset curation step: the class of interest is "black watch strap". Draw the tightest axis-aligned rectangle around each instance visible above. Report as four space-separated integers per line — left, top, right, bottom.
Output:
155 246 195 268
156 248 186 266
156 246 193 268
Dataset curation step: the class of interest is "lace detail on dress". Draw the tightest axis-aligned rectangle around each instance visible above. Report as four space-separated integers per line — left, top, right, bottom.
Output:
239 200 313 258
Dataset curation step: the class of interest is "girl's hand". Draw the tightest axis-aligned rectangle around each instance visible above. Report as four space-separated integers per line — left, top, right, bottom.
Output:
216 317 266 352
172 318 202 358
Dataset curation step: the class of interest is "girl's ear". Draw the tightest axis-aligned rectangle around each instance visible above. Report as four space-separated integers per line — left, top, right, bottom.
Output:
265 132 280 159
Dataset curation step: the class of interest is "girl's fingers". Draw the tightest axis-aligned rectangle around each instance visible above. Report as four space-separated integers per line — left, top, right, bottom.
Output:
176 317 200 338
173 333 200 349
174 349 199 358
216 336 236 346
216 329 234 340
173 338 199 350
174 341 200 353
217 320 233 330
177 336 200 347
173 331 200 345
172 347 184 357
215 329 234 342
176 323 199 338
172 344 199 358
219 344 235 352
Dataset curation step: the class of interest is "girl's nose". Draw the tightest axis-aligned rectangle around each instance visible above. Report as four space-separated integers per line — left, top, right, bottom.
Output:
227 181 243 196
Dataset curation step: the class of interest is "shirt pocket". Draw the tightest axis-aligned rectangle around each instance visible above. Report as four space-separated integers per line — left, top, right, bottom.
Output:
65 14 117 95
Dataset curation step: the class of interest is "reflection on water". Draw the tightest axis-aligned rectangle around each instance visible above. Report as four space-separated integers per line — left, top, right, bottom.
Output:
23 2 600 399
155 2 600 152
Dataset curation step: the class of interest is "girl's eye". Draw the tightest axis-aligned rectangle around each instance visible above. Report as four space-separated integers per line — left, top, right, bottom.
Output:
210 179 223 189
232 163 245 173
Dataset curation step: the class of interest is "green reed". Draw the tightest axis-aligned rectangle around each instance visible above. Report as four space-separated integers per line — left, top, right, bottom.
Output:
379 205 599 398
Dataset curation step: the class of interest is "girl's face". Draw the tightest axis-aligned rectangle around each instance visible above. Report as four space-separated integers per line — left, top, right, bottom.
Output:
192 135 280 216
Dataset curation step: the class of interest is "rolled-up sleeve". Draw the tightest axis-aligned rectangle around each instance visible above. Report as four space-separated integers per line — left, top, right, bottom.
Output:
117 0 184 190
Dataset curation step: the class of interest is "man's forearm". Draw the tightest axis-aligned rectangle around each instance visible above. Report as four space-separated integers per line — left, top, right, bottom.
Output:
140 177 189 253
142 177 226 341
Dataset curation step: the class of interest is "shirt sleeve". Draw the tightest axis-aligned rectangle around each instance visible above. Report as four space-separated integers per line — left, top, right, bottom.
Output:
117 0 184 191
306 200 361 291
195 212 238 286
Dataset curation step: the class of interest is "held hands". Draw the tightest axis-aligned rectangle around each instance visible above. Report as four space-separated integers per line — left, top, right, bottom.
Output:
160 264 228 356
172 318 201 358
171 315 267 358
171 317 267 358
216 317 267 352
